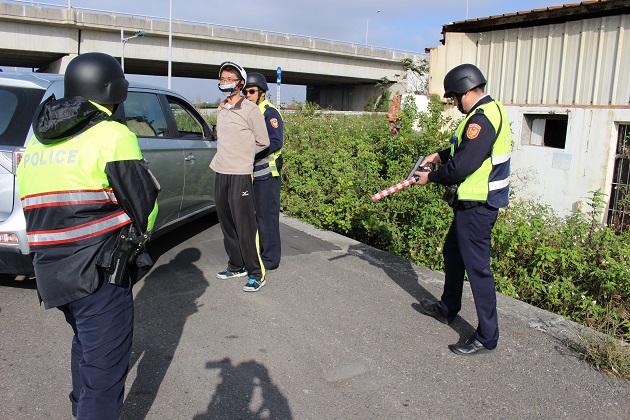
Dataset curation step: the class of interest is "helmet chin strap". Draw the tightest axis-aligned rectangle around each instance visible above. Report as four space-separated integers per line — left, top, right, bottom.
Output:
454 93 465 114
255 91 264 105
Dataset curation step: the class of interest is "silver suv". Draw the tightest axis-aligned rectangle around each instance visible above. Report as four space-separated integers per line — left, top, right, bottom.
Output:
0 72 217 276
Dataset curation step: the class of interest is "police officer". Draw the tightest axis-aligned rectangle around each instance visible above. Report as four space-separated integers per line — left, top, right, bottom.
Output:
243 72 283 270
17 52 159 417
414 63 511 355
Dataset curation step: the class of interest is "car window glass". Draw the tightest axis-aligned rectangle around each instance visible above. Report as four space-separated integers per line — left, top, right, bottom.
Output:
0 87 44 146
168 98 203 139
124 92 169 137
0 90 18 135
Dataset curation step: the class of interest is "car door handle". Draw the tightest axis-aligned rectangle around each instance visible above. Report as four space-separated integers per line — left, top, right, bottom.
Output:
185 154 196 162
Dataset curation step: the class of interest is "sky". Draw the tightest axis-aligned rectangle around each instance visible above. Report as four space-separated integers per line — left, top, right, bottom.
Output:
5 0 565 103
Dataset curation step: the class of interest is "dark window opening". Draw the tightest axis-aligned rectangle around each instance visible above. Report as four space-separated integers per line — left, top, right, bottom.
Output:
543 119 568 148
607 124 630 233
521 113 568 149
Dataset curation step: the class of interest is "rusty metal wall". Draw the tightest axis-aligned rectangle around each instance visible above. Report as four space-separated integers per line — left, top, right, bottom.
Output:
429 13 629 107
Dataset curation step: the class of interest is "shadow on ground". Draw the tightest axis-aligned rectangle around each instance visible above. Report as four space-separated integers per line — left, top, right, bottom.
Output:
121 215 216 419
194 357 293 419
331 243 476 342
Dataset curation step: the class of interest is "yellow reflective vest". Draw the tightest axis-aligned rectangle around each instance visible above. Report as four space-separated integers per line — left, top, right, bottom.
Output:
451 100 511 208
254 100 282 179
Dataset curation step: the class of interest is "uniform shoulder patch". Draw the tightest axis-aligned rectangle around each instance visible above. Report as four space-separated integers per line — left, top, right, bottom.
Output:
270 118 279 129
466 123 481 139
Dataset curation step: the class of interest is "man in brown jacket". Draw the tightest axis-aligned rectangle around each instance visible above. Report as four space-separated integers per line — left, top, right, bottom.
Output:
210 61 270 292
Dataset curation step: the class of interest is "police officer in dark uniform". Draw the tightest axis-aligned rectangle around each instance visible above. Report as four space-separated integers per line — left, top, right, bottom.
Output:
244 72 283 270
414 64 511 355
17 52 159 417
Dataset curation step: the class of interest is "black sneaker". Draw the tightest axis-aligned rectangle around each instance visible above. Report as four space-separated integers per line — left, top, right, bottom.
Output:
243 278 265 292
216 268 248 279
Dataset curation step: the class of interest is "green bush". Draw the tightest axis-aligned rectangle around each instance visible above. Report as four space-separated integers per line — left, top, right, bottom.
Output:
282 97 455 268
493 193 630 339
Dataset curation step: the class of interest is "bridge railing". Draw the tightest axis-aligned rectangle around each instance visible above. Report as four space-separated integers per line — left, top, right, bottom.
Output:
7 0 426 58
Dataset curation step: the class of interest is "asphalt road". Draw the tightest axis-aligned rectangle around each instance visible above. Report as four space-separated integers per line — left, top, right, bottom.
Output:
1 213 629 419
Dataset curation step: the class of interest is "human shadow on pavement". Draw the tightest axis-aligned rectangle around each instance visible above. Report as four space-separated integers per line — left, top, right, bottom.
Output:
194 357 293 420
329 243 475 341
120 247 208 419
147 212 218 264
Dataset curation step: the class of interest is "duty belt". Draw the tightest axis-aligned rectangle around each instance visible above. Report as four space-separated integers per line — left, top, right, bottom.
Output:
458 201 485 209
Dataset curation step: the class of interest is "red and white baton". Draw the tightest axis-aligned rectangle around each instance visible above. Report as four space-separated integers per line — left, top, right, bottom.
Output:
371 177 417 202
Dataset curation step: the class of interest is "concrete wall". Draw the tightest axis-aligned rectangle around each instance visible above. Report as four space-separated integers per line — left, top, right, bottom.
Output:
409 95 430 131
428 14 630 107
435 100 630 218
507 105 630 217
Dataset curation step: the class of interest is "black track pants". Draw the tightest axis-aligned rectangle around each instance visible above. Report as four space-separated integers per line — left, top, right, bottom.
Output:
214 173 264 281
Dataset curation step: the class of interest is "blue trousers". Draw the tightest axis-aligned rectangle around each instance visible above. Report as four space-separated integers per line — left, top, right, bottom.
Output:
436 204 499 349
254 176 281 270
59 280 134 419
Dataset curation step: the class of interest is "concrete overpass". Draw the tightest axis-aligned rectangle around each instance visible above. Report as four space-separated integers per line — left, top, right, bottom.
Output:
0 1 425 110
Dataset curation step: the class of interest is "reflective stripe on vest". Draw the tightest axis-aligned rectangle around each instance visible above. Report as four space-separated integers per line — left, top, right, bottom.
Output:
489 178 509 191
453 100 511 208
26 211 131 246
254 99 282 178
254 150 281 177
492 151 511 165
21 189 118 210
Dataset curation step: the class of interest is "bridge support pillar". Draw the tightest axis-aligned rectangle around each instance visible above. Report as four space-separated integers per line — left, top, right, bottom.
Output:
38 54 77 74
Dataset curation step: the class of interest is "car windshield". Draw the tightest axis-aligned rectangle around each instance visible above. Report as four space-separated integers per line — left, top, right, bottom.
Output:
0 87 46 147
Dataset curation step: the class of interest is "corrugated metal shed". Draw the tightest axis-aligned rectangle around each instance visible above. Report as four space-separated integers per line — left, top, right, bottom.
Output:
428 0 630 106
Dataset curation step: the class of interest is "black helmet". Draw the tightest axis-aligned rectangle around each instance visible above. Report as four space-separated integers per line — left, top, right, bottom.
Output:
64 52 128 104
443 63 486 98
244 72 269 91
